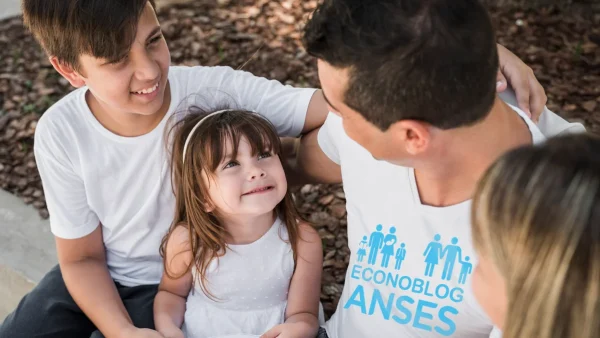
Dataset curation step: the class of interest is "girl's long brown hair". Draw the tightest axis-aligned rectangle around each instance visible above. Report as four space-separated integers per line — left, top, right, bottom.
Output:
160 107 305 298
471 133 600 338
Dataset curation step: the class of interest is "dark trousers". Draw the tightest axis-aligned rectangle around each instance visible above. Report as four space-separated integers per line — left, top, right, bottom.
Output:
317 327 329 338
0 265 158 338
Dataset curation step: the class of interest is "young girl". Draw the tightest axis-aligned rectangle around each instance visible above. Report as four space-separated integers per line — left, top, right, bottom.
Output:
470 133 600 338
154 108 323 338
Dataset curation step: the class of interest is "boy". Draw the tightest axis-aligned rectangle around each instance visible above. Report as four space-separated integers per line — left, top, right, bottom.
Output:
295 0 585 337
0 0 545 337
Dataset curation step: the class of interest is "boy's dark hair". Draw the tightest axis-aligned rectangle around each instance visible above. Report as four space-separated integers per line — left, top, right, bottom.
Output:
303 0 499 130
23 0 156 71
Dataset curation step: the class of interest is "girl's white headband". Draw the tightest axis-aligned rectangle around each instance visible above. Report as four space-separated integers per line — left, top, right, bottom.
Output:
181 109 235 164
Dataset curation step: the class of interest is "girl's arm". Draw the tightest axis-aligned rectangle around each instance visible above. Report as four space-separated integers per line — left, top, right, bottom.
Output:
154 226 194 338
262 222 323 338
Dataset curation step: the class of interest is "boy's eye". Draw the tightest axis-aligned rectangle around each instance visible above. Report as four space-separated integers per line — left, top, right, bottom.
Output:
148 34 163 46
108 56 127 65
258 152 272 160
223 161 239 169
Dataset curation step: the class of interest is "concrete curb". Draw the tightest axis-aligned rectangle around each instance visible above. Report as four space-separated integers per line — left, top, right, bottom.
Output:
0 0 21 21
0 190 56 321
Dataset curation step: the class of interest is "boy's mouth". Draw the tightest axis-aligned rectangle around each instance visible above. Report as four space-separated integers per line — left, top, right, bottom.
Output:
242 186 274 196
131 82 159 95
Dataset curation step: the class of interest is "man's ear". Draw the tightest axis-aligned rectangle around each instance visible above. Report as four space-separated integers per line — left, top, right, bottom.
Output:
388 120 431 155
49 56 86 88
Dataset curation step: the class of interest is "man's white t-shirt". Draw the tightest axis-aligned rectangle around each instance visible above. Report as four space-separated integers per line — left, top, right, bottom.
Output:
319 97 584 337
34 66 316 286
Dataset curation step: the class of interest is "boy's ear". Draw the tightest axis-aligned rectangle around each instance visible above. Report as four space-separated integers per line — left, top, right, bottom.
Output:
49 56 86 88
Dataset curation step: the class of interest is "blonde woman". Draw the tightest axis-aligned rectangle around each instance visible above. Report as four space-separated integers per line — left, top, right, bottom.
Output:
471 133 600 338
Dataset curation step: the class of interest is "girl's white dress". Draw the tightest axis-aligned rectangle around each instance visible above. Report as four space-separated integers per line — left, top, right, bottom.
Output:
182 218 294 338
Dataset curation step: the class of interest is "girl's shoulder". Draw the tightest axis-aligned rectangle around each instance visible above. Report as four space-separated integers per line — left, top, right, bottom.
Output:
296 221 322 253
297 221 320 240
164 223 194 268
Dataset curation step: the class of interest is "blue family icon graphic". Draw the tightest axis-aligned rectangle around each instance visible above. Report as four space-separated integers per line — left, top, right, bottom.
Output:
395 243 407 270
423 235 467 282
458 256 472 285
346 226 474 336
368 225 385 265
357 236 368 262
423 234 443 277
381 227 397 268
441 237 462 281
365 225 406 269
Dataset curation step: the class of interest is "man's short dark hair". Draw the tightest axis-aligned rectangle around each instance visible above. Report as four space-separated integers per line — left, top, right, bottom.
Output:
23 0 156 71
303 0 499 130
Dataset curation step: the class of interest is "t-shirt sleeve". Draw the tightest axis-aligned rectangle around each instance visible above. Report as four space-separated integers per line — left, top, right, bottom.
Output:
34 120 99 239
317 113 344 165
489 327 503 338
186 66 317 137
537 106 586 137
498 88 586 136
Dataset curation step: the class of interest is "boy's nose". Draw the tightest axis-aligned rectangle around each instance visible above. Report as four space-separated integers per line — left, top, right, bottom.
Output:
134 55 160 81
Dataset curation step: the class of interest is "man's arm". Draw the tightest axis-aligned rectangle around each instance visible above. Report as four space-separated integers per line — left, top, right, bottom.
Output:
56 225 148 338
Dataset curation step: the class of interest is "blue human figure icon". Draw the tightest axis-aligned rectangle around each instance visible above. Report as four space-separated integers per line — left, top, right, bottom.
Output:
357 236 368 262
368 224 385 265
423 234 443 277
394 243 407 270
458 256 473 285
380 227 397 268
441 237 463 281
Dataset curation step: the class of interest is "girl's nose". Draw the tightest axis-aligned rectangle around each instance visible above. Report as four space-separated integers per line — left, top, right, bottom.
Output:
248 165 267 180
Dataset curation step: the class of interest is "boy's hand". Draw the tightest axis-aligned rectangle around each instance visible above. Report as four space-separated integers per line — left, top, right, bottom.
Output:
159 327 185 338
261 322 317 338
122 328 165 338
496 44 548 122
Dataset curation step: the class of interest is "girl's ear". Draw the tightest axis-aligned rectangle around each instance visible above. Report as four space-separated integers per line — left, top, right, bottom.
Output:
204 201 215 213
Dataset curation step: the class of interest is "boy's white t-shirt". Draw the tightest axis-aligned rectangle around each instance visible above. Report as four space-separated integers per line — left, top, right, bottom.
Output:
34 66 316 286
319 98 584 338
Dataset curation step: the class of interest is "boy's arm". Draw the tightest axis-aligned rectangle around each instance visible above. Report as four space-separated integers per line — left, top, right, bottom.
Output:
154 226 193 338
34 122 164 337
56 226 145 338
261 223 323 338
207 66 326 138
289 111 344 185
283 127 342 185
301 90 328 134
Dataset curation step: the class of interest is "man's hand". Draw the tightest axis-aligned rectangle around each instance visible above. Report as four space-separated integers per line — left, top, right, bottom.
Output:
261 322 317 338
496 44 548 122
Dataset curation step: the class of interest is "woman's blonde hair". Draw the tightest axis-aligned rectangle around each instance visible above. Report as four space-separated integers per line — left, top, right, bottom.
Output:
472 133 600 338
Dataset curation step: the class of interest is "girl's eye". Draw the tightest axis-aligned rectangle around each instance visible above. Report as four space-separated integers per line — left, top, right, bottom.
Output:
258 152 272 160
223 161 239 169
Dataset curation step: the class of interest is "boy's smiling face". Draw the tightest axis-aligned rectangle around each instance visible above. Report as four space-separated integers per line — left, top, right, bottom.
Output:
52 2 171 119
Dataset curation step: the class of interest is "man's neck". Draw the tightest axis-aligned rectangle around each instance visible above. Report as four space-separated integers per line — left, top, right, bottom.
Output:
86 82 171 137
414 98 532 207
